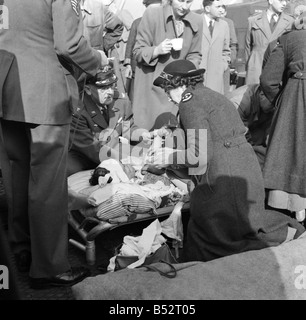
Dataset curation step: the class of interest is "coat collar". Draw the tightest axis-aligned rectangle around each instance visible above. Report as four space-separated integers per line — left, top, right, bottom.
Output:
163 4 199 33
80 0 92 15
253 11 292 39
202 14 222 44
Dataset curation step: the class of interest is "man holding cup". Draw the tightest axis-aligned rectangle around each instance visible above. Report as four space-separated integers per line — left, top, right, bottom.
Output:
132 0 203 131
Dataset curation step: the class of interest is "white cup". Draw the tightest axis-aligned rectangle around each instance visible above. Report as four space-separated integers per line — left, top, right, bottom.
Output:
171 38 183 51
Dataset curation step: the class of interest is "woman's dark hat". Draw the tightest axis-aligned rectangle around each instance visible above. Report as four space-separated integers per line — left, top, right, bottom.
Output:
153 60 205 87
87 69 118 88
143 0 162 6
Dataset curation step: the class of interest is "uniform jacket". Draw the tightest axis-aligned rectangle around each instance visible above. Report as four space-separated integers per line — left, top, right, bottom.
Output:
178 83 304 262
245 10 294 85
133 4 203 130
260 28 306 196
0 0 102 125
81 0 123 52
0 50 23 119
69 91 144 164
200 15 231 94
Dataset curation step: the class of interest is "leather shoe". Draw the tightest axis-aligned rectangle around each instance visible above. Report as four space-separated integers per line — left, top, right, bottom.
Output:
30 266 91 289
15 250 31 273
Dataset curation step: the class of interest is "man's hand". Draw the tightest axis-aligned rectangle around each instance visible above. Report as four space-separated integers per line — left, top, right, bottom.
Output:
97 50 109 66
153 39 173 57
124 64 133 79
99 128 117 144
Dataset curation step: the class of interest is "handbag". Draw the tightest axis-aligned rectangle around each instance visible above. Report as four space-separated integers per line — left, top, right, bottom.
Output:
114 243 177 278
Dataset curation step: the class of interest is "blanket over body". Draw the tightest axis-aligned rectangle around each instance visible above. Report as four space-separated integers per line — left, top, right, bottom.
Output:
72 236 306 300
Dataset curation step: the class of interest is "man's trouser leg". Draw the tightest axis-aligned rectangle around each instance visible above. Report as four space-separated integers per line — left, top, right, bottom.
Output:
0 120 31 254
28 124 71 278
1 120 71 278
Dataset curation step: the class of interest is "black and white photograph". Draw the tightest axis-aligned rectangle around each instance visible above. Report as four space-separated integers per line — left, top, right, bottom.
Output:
1 0 306 305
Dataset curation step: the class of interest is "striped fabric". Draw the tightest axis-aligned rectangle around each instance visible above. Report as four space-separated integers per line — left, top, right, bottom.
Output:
82 193 157 221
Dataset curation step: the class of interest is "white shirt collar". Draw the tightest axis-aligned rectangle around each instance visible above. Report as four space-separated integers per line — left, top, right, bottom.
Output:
204 14 215 26
80 0 92 15
267 9 279 22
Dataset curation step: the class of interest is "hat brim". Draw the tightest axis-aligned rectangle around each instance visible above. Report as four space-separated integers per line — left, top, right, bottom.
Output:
94 77 118 88
153 68 205 87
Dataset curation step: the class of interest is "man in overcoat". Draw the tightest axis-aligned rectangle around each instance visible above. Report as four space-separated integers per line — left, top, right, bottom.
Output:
132 1 203 130
199 0 231 94
245 0 293 85
0 0 106 289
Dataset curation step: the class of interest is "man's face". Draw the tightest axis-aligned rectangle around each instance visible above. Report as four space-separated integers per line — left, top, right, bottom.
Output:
205 0 224 19
171 0 194 18
219 5 226 17
90 84 115 105
269 0 287 14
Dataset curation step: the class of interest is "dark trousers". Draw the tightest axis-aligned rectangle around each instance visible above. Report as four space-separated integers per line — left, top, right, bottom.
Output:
67 150 98 177
0 120 71 278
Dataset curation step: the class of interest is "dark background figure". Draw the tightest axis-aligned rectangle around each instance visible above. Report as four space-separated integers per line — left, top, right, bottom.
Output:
152 60 305 263
226 83 274 169
260 10 306 218
0 0 104 289
220 4 239 94
108 7 135 95
0 49 23 300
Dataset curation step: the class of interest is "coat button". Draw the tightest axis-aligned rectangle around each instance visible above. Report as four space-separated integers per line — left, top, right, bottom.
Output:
224 141 231 148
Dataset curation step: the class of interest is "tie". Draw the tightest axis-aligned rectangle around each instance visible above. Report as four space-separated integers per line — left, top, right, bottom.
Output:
209 20 214 37
270 14 277 32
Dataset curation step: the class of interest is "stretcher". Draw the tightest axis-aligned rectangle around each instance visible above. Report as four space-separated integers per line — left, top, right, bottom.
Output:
67 179 190 266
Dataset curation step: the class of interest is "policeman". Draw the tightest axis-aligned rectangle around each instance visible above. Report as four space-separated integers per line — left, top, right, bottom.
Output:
68 67 149 176
0 0 108 289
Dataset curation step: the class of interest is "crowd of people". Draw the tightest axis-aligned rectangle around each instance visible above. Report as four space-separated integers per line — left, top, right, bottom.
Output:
0 0 306 293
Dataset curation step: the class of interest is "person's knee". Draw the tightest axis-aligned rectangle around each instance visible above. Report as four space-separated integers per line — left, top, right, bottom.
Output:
67 155 84 177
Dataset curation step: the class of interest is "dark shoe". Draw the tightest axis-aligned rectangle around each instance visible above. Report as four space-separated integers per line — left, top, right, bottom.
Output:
15 250 31 273
30 266 91 289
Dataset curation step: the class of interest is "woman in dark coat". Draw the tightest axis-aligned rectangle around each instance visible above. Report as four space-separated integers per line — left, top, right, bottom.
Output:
150 60 305 262
260 11 306 222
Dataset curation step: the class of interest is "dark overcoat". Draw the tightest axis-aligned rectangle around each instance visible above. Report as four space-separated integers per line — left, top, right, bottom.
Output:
179 84 304 262
260 28 306 196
